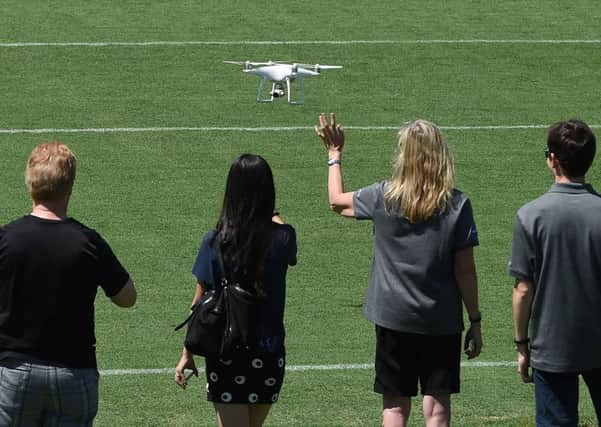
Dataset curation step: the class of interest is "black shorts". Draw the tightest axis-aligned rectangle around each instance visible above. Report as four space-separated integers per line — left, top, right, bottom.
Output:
205 350 285 404
374 325 461 397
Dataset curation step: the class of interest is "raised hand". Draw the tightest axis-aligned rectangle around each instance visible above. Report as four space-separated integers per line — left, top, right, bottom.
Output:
315 112 345 153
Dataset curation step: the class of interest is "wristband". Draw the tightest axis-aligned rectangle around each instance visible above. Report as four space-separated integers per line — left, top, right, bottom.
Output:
469 312 482 324
327 159 341 166
513 337 530 345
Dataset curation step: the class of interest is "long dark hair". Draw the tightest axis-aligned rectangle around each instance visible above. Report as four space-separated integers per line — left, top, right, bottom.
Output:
214 154 275 293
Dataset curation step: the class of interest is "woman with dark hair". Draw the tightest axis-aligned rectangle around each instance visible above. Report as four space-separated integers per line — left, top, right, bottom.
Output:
175 154 297 427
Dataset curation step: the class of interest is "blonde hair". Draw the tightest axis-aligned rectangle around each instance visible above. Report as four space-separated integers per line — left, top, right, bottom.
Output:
25 142 77 202
384 120 454 223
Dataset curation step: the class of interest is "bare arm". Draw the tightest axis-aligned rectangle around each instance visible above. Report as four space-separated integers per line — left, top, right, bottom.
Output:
454 247 482 359
272 211 284 224
175 281 206 389
110 278 137 307
513 279 533 383
189 281 206 307
315 113 355 217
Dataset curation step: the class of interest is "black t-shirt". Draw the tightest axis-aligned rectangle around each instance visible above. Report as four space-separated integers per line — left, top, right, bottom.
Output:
0 215 130 368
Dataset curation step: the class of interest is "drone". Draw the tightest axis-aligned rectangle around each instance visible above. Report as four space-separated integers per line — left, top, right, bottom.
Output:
224 60 343 105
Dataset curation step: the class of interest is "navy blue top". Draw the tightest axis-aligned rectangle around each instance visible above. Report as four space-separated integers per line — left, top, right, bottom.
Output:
192 224 297 353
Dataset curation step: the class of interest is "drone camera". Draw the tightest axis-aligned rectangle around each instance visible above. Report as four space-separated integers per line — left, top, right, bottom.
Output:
270 88 285 98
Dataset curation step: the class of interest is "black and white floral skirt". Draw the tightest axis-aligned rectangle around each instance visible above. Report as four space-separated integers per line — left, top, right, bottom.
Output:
205 350 285 404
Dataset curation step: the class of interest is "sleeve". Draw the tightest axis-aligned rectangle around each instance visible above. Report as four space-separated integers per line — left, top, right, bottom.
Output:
454 198 479 250
285 225 297 266
96 235 131 298
192 232 218 288
508 214 535 282
353 182 382 220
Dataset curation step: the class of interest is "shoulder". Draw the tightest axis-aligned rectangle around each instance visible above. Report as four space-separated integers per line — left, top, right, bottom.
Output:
201 230 218 244
2 215 34 230
354 181 387 204
515 193 551 219
198 230 219 255
67 217 96 233
65 218 106 243
356 181 387 196
447 189 472 211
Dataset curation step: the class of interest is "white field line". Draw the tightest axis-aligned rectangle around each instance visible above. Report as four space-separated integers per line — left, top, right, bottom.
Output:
1 40 601 47
99 361 516 376
2 125 601 135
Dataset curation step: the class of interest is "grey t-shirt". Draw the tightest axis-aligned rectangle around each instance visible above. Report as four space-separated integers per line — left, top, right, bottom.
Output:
509 182 601 372
354 182 479 335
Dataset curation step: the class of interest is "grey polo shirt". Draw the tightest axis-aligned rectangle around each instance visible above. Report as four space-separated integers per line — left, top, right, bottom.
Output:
354 182 479 335
509 182 601 372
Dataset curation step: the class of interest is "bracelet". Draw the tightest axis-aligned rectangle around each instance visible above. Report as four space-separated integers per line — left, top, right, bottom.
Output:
469 312 482 324
327 159 341 166
513 337 530 345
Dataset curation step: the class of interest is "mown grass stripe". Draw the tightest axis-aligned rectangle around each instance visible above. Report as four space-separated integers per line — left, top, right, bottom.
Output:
99 361 516 376
2 125 600 135
1 39 600 47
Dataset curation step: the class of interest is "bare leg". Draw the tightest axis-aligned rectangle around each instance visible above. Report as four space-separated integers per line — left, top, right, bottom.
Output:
423 394 451 427
382 394 411 427
214 403 250 427
249 404 272 427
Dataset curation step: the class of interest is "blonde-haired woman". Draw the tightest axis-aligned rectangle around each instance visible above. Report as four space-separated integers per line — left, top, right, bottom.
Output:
315 113 482 427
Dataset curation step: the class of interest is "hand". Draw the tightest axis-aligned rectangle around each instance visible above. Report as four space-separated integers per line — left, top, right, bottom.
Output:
463 324 482 359
517 346 533 383
175 349 198 390
315 112 344 155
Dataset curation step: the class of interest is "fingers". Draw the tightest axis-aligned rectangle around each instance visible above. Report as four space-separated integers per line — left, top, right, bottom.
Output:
316 113 344 152
463 327 482 359
468 341 482 359
319 112 327 128
174 369 187 389
519 367 533 383
517 353 533 383
314 125 324 139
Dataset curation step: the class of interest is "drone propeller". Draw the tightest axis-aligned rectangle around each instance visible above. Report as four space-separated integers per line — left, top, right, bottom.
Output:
296 63 343 70
223 60 275 66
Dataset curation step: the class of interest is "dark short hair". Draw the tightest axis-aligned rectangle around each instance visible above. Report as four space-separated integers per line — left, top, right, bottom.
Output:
547 119 596 177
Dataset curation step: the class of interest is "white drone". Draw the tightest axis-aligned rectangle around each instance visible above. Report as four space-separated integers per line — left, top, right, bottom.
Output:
224 60 343 105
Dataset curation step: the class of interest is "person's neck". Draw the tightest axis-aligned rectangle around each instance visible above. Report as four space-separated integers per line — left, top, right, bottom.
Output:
555 175 585 184
31 200 68 220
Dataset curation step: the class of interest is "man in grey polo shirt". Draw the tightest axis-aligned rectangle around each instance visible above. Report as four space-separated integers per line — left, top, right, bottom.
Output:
509 119 601 426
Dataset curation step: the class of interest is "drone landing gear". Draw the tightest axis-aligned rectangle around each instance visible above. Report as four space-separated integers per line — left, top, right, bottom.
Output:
255 78 304 105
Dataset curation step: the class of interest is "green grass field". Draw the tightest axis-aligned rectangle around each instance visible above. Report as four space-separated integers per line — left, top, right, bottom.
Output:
1 1 601 425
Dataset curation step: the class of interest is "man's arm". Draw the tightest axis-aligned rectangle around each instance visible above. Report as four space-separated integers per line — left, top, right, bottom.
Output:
513 279 533 383
110 278 137 308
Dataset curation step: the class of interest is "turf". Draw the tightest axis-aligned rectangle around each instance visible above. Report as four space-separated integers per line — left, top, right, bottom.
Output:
1 1 600 425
